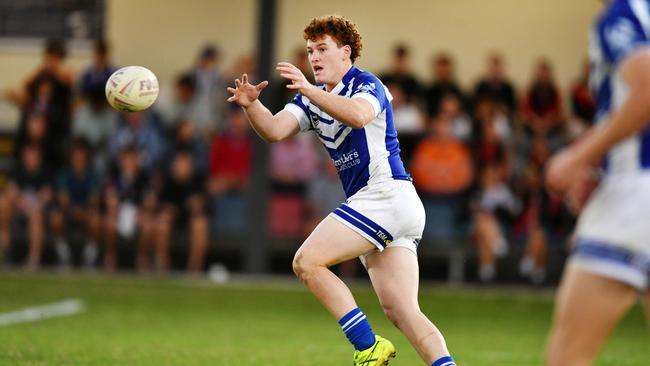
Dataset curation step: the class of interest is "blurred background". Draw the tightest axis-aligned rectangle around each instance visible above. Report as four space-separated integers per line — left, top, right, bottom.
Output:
2 2 649 365
0 0 603 285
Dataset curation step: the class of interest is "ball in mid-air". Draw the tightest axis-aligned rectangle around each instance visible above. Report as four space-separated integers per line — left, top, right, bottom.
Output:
105 66 159 112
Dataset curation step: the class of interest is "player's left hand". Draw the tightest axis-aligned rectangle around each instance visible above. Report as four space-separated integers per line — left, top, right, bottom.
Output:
276 62 313 94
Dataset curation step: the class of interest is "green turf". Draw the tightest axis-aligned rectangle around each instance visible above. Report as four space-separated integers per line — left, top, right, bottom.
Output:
0 272 647 365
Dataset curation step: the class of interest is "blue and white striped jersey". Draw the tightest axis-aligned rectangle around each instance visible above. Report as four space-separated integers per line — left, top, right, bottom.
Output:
591 0 650 173
283 66 410 198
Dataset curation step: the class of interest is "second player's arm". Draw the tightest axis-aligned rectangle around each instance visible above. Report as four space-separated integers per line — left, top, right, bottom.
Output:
569 48 650 164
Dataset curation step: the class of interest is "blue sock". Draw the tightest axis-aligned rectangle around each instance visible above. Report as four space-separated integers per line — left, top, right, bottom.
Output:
432 356 456 366
338 308 376 351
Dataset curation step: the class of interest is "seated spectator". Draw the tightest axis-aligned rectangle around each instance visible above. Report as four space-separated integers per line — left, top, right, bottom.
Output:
521 59 564 138
472 164 519 282
108 110 167 175
0 145 54 270
410 98 474 197
157 150 208 274
104 147 157 272
208 107 253 234
170 119 209 176
267 134 318 238
386 81 425 167
49 139 102 269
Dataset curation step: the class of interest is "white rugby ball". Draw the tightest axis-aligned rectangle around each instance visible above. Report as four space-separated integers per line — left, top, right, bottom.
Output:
105 66 159 112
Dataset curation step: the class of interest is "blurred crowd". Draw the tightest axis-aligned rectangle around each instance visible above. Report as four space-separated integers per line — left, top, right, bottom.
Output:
0 40 595 284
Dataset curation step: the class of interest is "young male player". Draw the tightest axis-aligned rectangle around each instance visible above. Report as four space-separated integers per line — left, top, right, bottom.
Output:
227 15 456 366
546 1 650 365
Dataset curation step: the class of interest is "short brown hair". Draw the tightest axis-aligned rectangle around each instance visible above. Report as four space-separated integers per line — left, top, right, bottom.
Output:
303 15 363 63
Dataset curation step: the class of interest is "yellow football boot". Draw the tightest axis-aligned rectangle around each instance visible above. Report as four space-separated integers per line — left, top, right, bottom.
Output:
353 335 396 365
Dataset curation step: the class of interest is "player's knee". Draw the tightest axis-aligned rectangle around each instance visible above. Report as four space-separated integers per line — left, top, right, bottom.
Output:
292 250 318 281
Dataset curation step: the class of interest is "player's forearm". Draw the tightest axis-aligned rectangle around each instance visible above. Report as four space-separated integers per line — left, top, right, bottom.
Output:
302 87 372 128
242 100 283 143
574 90 650 164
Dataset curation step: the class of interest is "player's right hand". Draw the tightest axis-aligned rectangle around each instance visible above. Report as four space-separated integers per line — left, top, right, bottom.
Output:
226 73 269 108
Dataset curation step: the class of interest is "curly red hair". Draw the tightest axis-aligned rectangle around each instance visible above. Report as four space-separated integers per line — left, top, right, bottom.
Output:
303 15 363 63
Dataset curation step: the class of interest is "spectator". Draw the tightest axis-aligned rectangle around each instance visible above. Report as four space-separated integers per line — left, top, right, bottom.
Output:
208 107 253 234
268 134 319 238
1 145 54 270
190 44 227 136
103 147 157 272
72 39 118 173
159 73 209 136
473 52 517 115
48 139 102 269
108 110 167 175
156 150 209 273
379 43 422 103
472 163 519 282
386 82 425 167
521 59 564 138
410 98 474 196
9 39 74 171
170 119 209 176
568 60 596 138
424 52 465 118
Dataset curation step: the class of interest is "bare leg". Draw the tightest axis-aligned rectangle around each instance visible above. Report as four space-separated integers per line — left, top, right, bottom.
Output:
187 214 208 273
546 265 639 366
292 216 375 319
155 207 174 273
366 247 450 364
26 207 44 269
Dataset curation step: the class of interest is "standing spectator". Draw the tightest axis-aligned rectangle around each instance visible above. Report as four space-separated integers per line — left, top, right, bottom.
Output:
424 53 465 118
103 148 157 272
568 60 597 138
379 43 422 103
473 52 517 115
73 39 118 173
8 39 74 171
48 139 102 269
521 59 564 138
156 150 209 273
190 44 226 135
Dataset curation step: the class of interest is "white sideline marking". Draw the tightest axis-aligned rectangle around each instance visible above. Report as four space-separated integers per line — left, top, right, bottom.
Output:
0 299 84 327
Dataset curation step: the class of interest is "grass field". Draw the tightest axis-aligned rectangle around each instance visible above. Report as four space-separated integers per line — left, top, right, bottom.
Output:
0 272 647 366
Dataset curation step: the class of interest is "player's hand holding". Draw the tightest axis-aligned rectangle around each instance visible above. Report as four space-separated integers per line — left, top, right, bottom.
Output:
227 74 268 108
276 62 314 94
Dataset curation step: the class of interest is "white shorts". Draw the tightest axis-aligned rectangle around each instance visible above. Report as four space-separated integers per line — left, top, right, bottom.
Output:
329 179 425 255
571 174 650 290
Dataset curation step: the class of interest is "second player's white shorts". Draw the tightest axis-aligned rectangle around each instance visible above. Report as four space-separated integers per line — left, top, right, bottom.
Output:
329 179 425 255
570 174 650 290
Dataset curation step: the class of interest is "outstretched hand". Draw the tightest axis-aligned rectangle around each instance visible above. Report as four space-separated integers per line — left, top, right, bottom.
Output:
226 74 269 108
276 62 314 94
